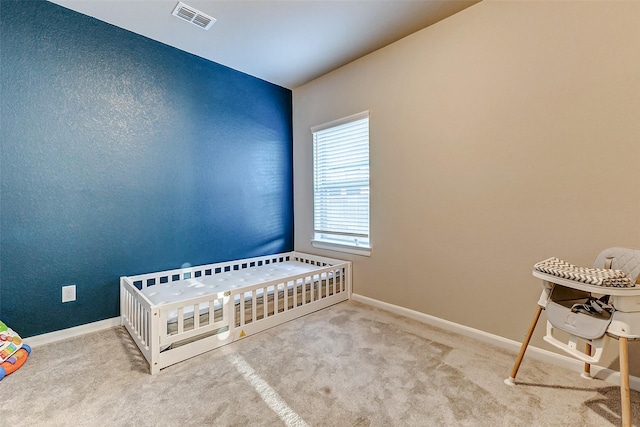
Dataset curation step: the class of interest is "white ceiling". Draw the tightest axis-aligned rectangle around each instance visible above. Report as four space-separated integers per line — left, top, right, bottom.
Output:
47 0 479 89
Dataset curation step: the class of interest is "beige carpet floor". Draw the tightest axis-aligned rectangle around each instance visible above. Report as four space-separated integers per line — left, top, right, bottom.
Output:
3 300 638 426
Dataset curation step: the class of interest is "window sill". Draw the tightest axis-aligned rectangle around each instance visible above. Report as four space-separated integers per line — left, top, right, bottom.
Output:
311 240 371 257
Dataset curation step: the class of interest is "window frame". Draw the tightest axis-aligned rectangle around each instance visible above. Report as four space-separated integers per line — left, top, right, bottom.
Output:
310 111 371 257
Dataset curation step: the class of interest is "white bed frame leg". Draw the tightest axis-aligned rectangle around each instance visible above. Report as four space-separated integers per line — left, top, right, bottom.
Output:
150 309 160 375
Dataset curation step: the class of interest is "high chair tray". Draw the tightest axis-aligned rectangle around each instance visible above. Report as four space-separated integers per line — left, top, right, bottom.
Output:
533 270 640 296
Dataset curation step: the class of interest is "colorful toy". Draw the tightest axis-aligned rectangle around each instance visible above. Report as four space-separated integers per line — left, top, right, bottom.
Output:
0 344 31 381
0 320 30 380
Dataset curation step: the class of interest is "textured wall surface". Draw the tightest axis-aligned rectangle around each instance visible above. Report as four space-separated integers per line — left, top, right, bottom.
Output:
0 0 293 337
293 1 640 373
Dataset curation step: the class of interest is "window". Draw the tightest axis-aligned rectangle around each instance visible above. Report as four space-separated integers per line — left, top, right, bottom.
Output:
311 111 370 256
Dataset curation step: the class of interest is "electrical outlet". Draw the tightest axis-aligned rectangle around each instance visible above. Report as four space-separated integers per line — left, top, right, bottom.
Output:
62 284 76 303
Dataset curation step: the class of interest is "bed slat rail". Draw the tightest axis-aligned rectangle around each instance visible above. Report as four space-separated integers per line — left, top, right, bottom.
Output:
158 294 230 348
233 263 348 329
128 252 301 291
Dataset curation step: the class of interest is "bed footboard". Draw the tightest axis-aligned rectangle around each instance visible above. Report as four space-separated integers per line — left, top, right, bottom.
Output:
120 278 158 370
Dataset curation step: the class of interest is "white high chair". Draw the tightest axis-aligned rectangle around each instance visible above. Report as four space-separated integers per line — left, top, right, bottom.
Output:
505 247 640 427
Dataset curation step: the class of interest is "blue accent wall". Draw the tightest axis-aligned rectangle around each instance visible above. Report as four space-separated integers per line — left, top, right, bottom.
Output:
0 0 294 337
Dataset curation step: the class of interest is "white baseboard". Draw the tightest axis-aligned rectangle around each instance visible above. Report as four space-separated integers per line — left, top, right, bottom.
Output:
24 317 121 348
351 293 640 392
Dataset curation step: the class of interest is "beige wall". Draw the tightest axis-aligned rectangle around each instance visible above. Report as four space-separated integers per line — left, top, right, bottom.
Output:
293 0 640 374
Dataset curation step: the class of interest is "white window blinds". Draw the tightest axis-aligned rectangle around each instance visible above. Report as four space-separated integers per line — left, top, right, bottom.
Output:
312 111 370 250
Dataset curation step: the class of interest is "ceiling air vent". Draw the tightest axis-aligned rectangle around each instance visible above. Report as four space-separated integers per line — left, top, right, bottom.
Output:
172 2 216 30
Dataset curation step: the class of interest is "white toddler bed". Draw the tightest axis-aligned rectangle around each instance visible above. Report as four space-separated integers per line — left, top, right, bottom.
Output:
120 252 351 374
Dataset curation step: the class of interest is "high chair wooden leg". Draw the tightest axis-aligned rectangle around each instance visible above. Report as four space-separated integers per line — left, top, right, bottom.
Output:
582 343 592 379
619 336 631 427
505 305 543 385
